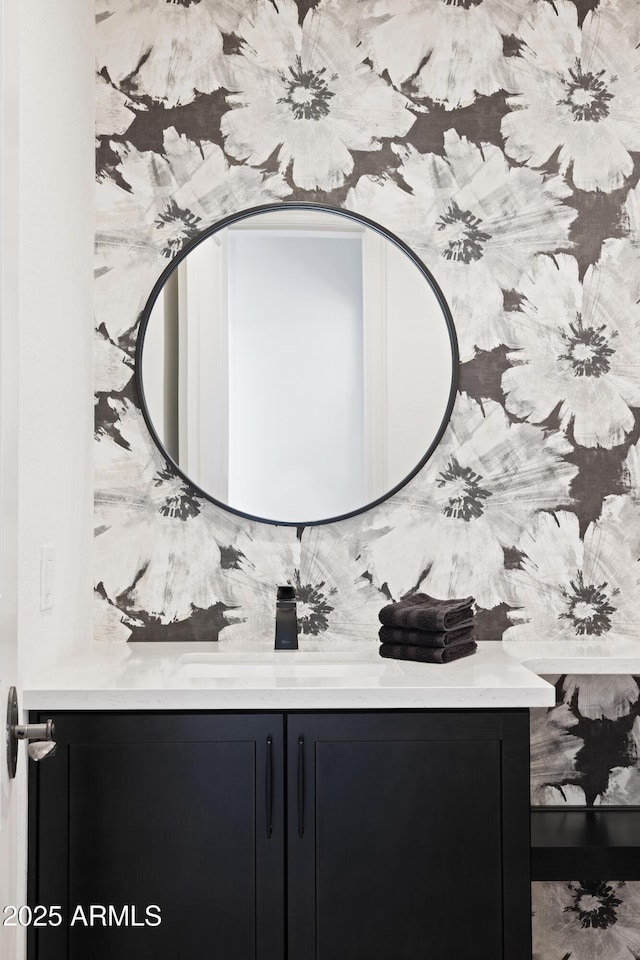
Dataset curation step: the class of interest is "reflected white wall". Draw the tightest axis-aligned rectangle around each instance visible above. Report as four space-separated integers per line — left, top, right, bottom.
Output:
227 231 365 521
385 244 453 479
144 295 166 446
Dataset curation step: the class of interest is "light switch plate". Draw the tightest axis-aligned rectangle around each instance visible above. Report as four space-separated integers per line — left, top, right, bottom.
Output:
40 544 55 611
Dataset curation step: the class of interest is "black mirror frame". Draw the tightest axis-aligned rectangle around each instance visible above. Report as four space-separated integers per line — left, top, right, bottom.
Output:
135 201 459 527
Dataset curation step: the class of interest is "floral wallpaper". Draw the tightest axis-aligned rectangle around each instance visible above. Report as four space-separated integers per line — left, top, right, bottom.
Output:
529 673 640 958
95 6 640 951
532 675 640 806
94 0 640 654
532 880 640 959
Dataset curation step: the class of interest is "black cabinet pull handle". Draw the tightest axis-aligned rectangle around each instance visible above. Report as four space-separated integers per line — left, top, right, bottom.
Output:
297 736 305 838
266 736 273 839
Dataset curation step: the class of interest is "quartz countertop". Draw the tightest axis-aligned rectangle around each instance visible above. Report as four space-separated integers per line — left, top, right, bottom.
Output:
20 638 640 712
502 639 640 675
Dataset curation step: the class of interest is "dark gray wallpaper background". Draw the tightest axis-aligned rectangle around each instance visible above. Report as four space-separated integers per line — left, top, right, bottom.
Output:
95 3 640 952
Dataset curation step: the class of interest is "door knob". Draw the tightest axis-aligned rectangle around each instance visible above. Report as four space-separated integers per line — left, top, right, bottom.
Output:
6 686 57 778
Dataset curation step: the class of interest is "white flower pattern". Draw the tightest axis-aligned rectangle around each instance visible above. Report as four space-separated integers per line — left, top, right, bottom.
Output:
96 0 249 107
347 134 576 359
562 674 640 722
530 700 582 804
95 128 290 341
220 0 415 191
505 511 640 644
335 0 531 109
503 0 640 193
219 526 382 644
599 717 640 805
502 253 640 448
532 880 640 960
95 404 239 625
362 395 576 608
96 72 136 138
598 183 640 302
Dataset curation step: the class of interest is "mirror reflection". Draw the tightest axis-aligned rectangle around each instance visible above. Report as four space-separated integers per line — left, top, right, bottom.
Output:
139 206 457 525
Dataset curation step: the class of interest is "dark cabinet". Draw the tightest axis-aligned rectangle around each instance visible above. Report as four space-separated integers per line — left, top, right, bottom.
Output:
29 709 531 960
287 712 531 960
29 713 285 960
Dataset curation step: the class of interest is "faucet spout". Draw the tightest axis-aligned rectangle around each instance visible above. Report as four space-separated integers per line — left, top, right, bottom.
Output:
275 584 298 650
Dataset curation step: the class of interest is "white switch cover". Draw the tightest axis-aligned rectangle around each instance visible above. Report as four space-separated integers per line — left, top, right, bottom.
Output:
40 544 55 611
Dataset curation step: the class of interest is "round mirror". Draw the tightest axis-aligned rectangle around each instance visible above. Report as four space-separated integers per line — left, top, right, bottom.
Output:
136 203 458 526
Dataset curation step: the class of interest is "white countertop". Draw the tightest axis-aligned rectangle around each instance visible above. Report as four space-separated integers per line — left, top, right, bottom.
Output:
503 639 640 675
20 638 640 712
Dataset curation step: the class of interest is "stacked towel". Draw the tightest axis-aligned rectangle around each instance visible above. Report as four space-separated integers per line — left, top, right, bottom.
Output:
378 623 474 648
379 641 477 665
379 593 474 631
377 593 477 664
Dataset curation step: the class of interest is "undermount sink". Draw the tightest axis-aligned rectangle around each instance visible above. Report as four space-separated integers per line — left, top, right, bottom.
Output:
174 655 390 681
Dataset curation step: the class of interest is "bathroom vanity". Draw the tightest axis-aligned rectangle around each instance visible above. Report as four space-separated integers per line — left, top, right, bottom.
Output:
28 707 529 960
23 639 640 960
23 640 640 960
21 641 554 960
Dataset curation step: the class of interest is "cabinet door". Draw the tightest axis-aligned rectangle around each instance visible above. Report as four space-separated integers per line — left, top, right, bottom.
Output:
29 712 284 960
287 711 530 960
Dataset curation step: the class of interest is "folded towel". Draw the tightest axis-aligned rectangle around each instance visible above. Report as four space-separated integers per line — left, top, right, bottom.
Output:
379 592 474 631
378 623 475 648
379 640 477 665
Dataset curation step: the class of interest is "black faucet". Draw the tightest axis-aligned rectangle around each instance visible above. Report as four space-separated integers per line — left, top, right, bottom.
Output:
275 584 298 650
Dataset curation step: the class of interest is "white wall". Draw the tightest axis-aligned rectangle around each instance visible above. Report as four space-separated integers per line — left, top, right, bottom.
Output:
18 0 95 679
0 1 21 954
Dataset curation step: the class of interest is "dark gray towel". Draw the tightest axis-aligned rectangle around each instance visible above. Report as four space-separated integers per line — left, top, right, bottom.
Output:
379 592 474 631
378 623 475 648
379 640 477 665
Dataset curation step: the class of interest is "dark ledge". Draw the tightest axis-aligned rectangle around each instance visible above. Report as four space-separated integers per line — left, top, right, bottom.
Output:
531 807 640 880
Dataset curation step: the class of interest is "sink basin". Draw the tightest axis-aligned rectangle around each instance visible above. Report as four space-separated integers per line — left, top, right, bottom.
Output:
175 656 390 681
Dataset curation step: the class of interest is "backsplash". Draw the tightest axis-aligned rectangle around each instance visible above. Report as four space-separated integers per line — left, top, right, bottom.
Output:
95 0 640 645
